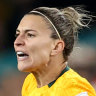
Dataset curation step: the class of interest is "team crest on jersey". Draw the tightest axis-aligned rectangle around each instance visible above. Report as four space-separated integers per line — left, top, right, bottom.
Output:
76 92 88 96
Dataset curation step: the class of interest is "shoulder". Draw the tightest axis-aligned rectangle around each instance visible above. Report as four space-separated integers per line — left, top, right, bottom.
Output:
56 69 96 96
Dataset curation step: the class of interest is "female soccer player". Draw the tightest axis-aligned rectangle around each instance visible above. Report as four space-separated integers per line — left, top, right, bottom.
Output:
14 6 96 96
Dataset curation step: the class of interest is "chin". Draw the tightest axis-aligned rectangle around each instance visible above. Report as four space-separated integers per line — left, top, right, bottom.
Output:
18 66 30 72
18 65 25 72
17 62 36 72
17 63 28 72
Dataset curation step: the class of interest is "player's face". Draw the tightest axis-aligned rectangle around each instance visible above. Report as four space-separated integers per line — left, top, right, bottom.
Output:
14 15 54 72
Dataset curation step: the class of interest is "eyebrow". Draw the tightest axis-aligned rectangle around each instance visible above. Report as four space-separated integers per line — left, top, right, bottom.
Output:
16 29 37 33
16 29 20 32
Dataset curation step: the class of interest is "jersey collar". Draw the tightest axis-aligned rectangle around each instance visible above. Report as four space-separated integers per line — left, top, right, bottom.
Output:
48 66 70 88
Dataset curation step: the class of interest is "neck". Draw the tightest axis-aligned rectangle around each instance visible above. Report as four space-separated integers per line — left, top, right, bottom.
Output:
31 54 67 88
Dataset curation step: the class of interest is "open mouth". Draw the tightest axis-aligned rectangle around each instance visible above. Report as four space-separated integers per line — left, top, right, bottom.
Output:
17 51 29 60
17 52 29 57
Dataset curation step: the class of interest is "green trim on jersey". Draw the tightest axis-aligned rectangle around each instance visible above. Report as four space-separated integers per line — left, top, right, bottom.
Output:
48 66 70 87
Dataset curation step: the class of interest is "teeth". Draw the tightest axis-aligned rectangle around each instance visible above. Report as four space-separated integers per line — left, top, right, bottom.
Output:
16 51 28 57
17 52 24 55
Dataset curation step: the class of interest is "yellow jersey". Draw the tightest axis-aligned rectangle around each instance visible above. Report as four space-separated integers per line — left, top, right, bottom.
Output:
22 67 96 96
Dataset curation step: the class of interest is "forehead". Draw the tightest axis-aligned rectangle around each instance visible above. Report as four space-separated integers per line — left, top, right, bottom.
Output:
18 14 50 31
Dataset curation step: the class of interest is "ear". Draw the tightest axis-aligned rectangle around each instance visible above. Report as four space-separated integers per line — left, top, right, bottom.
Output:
51 40 65 56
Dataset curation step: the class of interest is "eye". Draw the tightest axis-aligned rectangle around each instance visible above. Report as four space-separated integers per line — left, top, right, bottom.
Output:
15 33 19 38
27 33 35 37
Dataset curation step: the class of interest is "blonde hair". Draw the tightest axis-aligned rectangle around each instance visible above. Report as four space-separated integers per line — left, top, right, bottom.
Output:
61 7 92 30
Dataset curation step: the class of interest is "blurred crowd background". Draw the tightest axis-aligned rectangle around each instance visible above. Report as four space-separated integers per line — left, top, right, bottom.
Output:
0 0 96 96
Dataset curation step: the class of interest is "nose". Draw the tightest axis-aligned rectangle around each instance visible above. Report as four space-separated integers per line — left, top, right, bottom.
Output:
14 34 25 48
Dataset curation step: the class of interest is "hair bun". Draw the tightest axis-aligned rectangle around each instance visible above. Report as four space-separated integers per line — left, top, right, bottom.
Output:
62 7 80 20
61 6 92 32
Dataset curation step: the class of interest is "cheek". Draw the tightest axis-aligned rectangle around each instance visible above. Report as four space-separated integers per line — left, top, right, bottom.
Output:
30 47 51 65
29 42 52 64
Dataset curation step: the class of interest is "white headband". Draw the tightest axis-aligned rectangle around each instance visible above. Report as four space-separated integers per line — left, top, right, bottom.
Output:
30 10 61 40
